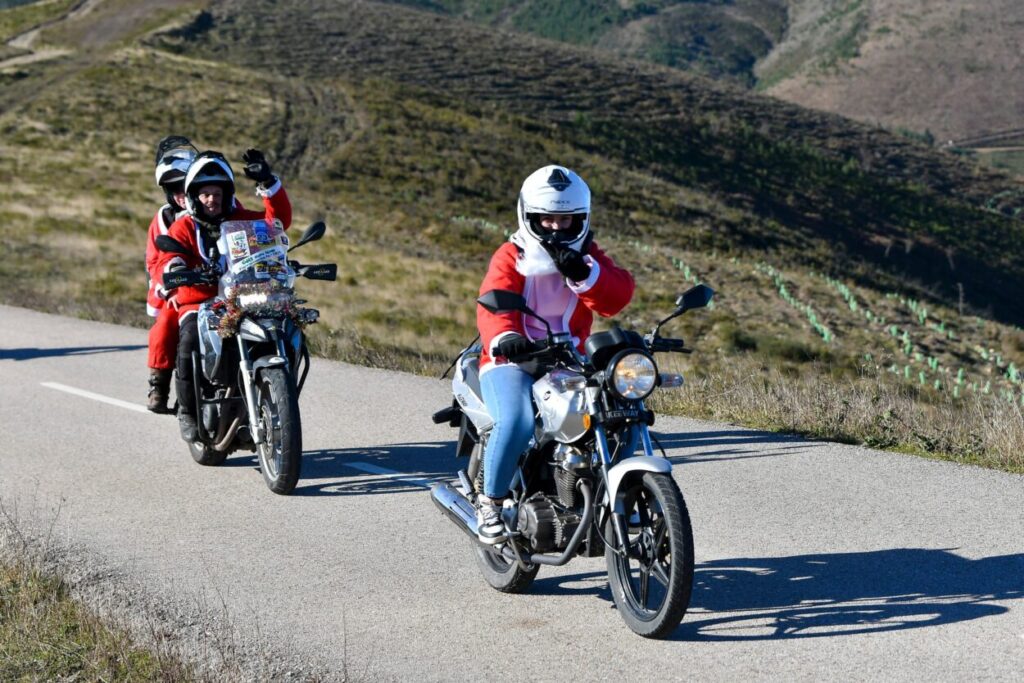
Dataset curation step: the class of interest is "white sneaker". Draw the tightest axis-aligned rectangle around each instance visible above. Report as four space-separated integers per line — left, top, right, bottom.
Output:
476 498 506 545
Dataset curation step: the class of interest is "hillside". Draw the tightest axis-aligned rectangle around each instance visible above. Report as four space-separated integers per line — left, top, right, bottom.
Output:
151 0 1024 321
1 0 1022 469
389 0 1024 148
761 0 1024 143
387 0 788 87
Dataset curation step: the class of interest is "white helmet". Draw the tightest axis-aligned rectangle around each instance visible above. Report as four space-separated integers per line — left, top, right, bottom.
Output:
184 152 235 224
516 165 591 251
154 148 196 210
154 148 196 187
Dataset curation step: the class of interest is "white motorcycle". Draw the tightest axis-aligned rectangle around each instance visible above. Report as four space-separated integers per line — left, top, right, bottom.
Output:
431 283 713 637
157 220 336 494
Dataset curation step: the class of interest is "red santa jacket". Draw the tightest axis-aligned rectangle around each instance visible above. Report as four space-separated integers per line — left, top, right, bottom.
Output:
145 204 181 316
156 184 292 307
477 240 634 371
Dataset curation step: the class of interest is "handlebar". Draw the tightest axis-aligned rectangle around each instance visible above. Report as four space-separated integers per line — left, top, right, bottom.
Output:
648 337 690 354
504 338 578 365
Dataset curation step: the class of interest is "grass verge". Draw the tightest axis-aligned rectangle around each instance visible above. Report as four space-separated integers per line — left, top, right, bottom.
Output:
654 355 1024 474
0 558 197 681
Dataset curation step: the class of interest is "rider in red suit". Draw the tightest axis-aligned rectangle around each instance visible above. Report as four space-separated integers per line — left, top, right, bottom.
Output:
156 148 292 441
145 138 197 413
473 165 634 544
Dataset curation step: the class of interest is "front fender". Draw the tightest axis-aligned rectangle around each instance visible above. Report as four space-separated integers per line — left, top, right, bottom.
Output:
252 354 288 380
606 456 672 514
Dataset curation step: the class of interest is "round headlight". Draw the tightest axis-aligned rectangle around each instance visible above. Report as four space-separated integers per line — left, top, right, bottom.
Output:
609 352 657 400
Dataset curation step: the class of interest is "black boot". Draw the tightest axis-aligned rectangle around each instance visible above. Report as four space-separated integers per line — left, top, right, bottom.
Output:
147 368 173 413
178 407 198 442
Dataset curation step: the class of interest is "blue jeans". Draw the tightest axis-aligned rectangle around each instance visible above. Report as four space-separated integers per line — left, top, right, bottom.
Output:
479 364 535 499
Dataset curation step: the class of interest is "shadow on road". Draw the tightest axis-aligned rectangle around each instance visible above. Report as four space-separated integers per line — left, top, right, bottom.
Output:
0 344 146 361
503 548 1022 641
653 428 815 463
674 548 1023 640
288 442 456 496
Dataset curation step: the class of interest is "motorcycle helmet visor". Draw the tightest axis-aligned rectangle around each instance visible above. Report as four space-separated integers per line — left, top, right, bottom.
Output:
527 213 588 244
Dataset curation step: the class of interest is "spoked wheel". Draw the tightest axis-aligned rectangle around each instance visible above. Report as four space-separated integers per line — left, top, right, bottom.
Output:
605 472 694 638
255 367 302 495
474 542 539 593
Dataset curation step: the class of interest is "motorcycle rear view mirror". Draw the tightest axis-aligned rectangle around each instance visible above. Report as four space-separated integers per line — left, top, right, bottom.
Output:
651 283 715 339
154 235 191 256
478 290 552 336
288 221 327 252
477 289 528 314
674 283 715 313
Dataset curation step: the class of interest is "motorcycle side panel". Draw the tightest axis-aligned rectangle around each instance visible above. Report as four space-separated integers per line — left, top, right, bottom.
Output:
453 354 493 432
197 304 223 382
532 371 587 443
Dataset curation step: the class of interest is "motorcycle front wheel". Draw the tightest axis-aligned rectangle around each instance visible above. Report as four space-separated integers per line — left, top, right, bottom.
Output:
255 367 302 495
605 472 694 638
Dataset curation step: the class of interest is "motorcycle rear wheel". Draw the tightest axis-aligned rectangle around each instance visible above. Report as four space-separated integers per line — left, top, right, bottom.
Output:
605 472 693 638
474 543 538 593
189 440 227 466
255 367 302 495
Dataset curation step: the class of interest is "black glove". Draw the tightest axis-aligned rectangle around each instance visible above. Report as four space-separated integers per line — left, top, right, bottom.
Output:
542 242 591 282
242 148 275 187
495 334 533 361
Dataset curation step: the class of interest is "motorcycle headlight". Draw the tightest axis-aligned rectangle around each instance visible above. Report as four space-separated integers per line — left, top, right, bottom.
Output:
608 351 657 400
237 290 270 309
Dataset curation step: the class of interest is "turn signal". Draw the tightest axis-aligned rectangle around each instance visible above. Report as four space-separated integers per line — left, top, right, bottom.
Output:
659 373 684 389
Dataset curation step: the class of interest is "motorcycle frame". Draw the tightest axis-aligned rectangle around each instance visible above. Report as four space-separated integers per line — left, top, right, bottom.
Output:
456 347 672 567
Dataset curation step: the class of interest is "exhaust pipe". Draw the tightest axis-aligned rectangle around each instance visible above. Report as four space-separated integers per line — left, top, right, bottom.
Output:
431 482 478 538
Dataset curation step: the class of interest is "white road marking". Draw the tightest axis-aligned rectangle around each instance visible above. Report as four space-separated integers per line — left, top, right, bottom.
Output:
344 462 436 489
41 382 149 414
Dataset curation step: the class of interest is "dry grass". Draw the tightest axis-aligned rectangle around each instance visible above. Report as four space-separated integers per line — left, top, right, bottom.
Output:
0 0 77 44
654 354 1024 473
0 501 198 682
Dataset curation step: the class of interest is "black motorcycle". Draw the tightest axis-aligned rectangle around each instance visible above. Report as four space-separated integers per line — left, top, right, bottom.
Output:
157 219 336 494
432 283 713 637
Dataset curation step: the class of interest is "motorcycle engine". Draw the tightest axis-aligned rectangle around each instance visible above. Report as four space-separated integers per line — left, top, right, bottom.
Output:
517 493 581 553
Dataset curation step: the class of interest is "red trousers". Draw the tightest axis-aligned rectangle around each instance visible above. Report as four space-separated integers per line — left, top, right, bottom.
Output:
147 304 179 370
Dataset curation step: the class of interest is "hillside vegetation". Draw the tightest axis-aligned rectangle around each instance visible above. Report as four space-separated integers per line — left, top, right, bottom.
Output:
389 0 788 87
389 0 1024 145
763 0 1024 143
0 0 1022 470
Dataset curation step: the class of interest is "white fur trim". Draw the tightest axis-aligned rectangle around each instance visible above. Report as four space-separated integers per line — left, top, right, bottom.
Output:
489 330 521 356
510 228 558 276
164 256 186 272
255 177 282 197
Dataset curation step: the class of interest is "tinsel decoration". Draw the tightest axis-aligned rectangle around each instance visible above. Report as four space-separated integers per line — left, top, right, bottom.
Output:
215 280 311 338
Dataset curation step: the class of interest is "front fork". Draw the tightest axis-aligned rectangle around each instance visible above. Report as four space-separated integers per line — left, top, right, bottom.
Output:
589 392 655 560
236 329 292 444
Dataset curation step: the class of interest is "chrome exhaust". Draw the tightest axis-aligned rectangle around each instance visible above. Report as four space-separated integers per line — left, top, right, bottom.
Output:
430 482 478 538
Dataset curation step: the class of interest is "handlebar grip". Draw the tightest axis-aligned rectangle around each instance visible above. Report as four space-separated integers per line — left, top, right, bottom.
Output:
651 337 687 353
506 340 548 363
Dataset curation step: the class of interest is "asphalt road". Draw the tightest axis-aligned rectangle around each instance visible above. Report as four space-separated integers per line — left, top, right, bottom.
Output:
1 304 1022 681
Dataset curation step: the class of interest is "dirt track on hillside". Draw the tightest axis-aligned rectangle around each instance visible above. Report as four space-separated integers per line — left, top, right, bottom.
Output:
0 0 198 115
